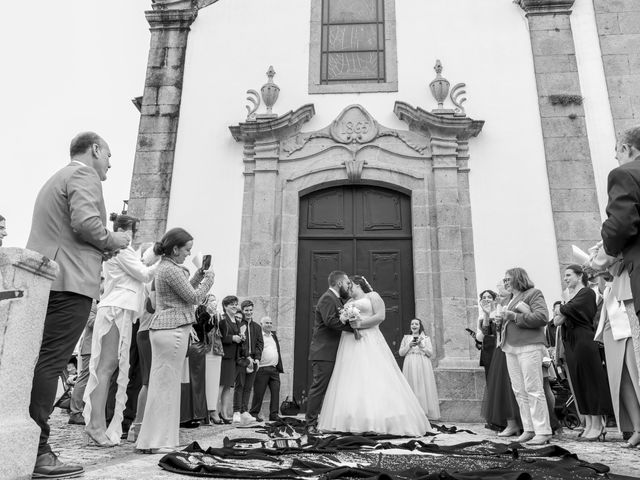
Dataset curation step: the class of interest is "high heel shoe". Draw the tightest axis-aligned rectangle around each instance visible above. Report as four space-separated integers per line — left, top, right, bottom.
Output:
526 434 552 445
83 431 116 448
219 416 232 424
497 426 519 437
209 411 223 425
578 426 606 442
621 431 640 448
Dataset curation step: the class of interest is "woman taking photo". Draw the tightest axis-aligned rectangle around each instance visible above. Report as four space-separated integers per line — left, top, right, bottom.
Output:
476 289 498 378
500 267 552 445
136 228 215 453
83 214 159 446
554 264 613 442
399 318 440 419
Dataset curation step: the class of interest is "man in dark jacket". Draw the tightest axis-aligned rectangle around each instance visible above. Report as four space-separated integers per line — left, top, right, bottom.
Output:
234 299 264 422
249 316 284 421
305 271 352 434
602 126 640 316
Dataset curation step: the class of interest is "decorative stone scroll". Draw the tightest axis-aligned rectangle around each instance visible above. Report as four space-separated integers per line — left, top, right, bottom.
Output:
282 104 430 157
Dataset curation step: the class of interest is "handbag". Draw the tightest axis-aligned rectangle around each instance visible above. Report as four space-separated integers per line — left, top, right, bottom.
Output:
280 396 300 416
186 339 210 358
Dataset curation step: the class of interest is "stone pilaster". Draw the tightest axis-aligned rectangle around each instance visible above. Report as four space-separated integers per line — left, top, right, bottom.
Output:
0 248 59 480
394 102 485 420
517 0 601 265
593 0 640 135
128 6 198 244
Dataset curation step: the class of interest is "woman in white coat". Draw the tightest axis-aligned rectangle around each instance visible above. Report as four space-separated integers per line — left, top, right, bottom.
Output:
83 213 159 446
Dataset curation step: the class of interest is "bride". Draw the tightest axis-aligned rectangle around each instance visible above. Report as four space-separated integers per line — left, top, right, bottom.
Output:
318 275 432 436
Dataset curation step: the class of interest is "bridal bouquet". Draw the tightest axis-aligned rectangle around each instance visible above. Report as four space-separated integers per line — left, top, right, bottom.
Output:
339 304 362 340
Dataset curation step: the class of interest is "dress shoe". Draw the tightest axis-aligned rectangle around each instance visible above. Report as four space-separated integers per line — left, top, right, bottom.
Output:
179 420 200 428
269 414 282 422
67 413 85 425
497 426 519 437
306 425 321 435
526 434 552 445
514 431 535 443
32 452 83 479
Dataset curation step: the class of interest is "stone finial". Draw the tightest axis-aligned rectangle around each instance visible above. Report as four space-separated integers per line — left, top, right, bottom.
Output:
260 66 280 116
429 60 451 111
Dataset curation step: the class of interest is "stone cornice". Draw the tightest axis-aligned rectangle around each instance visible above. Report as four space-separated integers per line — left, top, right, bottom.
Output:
516 0 575 15
145 7 198 30
393 101 484 141
229 104 316 143
150 0 219 11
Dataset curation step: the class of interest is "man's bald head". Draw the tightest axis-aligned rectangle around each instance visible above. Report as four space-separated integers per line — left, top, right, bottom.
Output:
260 316 273 333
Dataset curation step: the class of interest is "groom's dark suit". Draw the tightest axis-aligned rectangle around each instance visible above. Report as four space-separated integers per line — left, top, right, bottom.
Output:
305 288 351 427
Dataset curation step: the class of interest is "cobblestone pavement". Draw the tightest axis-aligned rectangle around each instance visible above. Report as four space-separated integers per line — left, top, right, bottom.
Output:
47 409 639 479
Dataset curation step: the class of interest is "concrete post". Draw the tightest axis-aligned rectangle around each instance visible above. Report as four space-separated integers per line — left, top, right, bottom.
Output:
0 248 58 480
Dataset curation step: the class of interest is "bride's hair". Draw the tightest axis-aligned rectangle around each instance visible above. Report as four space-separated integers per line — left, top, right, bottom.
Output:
350 275 372 293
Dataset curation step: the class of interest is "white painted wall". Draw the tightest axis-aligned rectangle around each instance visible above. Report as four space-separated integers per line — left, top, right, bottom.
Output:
169 0 565 307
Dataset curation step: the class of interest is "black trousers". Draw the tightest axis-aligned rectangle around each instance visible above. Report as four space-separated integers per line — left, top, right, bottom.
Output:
249 366 281 418
29 291 92 455
305 360 335 427
233 367 257 412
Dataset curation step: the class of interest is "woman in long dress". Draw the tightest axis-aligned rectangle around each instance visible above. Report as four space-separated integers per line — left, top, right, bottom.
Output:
318 275 431 436
83 213 159 446
554 264 613 441
399 319 440 419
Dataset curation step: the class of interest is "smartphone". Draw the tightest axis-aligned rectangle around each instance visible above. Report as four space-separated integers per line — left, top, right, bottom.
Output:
202 254 212 271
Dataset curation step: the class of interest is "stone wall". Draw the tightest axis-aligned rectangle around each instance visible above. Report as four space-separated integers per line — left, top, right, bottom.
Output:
594 0 640 136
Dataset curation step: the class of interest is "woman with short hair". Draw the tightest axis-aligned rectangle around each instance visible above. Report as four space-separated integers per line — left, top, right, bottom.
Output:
500 267 552 445
136 228 215 453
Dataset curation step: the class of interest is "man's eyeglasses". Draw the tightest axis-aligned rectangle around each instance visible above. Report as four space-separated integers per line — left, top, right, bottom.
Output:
502 278 511 284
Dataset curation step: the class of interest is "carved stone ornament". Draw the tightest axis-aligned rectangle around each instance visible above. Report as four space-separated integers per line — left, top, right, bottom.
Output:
282 105 429 157
429 60 450 110
260 66 280 116
516 0 575 14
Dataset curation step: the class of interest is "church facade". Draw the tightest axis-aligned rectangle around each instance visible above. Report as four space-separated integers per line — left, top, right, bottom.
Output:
128 0 636 419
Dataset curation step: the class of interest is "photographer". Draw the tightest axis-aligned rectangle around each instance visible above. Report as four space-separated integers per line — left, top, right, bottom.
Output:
399 319 440 419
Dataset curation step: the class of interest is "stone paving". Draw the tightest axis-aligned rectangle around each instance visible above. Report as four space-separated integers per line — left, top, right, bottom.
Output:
46 409 639 479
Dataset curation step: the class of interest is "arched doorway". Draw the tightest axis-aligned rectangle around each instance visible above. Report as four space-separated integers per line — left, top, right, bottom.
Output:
293 184 415 403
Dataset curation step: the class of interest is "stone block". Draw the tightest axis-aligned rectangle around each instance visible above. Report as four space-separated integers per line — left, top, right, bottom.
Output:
609 95 635 118
141 197 171 220
435 368 483 401
600 34 640 55
132 150 175 174
538 97 585 118
543 136 591 162
130 172 172 198
136 132 177 152
527 13 571 31
158 85 182 105
435 226 462 251
594 0 640 13
546 161 596 189
533 54 578 74
554 211 602 241
439 271 466 297
438 249 464 273
138 115 179 134
247 267 272 296
153 29 190 51
614 117 640 135
434 203 460 227
142 86 158 106
531 29 576 56
603 54 631 76
433 186 459 204
0 248 59 480
595 12 622 34
608 74 640 96
550 188 599 212
135 219 166 245
145 66 185 88
540 116 587 137
535 72 581 96
628 55 640 73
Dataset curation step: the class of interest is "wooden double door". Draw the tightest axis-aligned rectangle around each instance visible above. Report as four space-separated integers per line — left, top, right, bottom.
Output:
293 185 415 404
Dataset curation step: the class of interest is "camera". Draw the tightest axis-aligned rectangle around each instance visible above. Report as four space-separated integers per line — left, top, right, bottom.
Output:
202 254 212 271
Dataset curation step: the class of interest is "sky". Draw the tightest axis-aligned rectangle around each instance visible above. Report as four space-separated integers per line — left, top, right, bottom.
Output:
0 1 150 247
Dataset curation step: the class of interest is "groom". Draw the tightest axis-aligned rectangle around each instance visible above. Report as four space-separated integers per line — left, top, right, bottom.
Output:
305 270 352 434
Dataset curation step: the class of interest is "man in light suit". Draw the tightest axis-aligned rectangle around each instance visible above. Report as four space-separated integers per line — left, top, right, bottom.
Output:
305 270 352 434
27 132 129 479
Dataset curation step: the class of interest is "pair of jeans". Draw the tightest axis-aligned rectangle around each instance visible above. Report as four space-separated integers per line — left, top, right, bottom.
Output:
234 367 257 412
29 291 92 455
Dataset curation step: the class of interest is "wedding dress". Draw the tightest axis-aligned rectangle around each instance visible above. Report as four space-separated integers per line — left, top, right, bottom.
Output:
318 294 432 436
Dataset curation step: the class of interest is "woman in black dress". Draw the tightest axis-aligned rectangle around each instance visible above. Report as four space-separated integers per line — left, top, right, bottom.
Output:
477 289 498 377
481 285 522 436
218 296 244 422
554 264 613 441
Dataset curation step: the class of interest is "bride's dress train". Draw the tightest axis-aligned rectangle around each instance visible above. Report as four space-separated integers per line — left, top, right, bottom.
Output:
318 296 431 436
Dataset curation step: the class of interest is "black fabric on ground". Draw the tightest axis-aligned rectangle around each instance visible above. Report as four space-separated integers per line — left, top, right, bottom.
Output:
158 439 640 480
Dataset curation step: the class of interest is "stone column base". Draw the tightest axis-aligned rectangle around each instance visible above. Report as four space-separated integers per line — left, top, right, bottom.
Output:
435 367 485 422
0 418 40 480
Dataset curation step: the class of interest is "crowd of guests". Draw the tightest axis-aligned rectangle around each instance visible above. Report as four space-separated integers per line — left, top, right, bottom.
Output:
477 263 640 447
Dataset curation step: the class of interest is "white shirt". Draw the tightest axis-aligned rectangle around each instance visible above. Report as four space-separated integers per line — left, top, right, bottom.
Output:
260 332 279 367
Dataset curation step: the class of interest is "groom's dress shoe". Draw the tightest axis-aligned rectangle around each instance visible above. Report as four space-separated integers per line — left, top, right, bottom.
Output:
32 452 83 479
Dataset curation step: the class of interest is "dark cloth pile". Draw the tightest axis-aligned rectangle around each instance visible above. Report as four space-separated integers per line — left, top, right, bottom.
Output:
158 436 640 480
